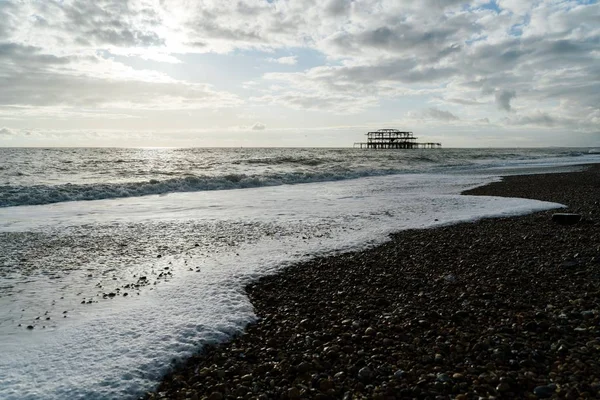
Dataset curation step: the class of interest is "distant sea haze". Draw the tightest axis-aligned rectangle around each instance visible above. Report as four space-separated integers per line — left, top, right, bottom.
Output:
0 147 596 207
0 147 598 399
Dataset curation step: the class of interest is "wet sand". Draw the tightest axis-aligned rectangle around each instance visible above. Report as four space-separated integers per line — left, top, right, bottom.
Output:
150 165 600 400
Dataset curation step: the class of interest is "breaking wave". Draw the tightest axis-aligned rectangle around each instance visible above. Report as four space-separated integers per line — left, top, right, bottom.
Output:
0 169 400 207
237 156 328 166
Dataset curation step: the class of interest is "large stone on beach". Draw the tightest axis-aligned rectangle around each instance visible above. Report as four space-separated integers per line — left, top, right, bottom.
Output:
552 213 581 225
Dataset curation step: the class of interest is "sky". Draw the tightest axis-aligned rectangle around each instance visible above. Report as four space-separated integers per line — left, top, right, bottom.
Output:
0 0 598 147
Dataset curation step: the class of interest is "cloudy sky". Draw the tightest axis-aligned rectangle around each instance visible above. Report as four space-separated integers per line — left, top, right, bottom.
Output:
0 0 598 147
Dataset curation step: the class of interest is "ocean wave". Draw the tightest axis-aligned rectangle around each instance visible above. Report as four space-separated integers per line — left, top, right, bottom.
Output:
475 149 586 160
1 148 594 207
0 169 400 207
238 156 328 166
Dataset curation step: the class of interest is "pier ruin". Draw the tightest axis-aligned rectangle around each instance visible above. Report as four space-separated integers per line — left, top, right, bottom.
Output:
354 129 442 149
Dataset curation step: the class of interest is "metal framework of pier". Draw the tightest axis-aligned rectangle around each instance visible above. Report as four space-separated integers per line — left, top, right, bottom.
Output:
354 129 442 149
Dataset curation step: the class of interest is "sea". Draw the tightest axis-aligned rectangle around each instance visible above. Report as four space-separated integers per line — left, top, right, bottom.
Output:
0 147 598 399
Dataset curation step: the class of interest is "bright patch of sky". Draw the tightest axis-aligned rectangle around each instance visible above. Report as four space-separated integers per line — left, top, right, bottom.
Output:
0 0 598 147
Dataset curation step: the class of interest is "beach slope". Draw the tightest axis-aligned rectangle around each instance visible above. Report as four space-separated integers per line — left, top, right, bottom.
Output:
151 165 600 399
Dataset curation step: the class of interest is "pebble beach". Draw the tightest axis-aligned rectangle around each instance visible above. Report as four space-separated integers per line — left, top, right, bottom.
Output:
150 164 600 400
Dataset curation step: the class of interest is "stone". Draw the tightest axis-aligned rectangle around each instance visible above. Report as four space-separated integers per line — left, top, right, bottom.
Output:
358 366 373 381
533 385 555 398
497 382 511 392
319 379 334 391
552 213 581 225
207 393 223 400
444 274 457 283
452 311 469 321
560 260 580 269
297 361 312 373
287 387 300 399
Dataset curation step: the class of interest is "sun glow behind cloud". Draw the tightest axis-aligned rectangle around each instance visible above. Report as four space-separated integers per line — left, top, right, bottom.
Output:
0 0 599 147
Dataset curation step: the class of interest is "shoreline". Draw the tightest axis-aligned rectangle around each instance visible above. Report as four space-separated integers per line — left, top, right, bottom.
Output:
150 165 600 400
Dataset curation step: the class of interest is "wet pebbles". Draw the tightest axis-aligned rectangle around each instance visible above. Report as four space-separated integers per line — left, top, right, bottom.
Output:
150 165 600 399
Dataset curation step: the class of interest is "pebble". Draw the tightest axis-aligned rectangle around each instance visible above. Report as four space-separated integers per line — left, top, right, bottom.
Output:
358 366 373 381
393 369 405 379
497 382 511 392
287 387 300 399
533 385 555 398
206 392 223 400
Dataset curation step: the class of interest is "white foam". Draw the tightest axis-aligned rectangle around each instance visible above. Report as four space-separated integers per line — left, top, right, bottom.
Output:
0 173 564 399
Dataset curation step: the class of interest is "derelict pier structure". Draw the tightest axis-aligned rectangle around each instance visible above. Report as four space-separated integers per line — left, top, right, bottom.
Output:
354 129 442 149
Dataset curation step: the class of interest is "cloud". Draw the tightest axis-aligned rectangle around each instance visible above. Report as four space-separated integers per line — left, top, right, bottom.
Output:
32 0 165 47
0 127 15 135
0 68 242 110
0 2 19 41
424 108 460 121
324 0 351 17
408 108 460 122
0 0 598 139
502 109 599 133
495 90 517 112
0 42 73 67
0 38 242 113
441 97 486 106
268 56 298 65
506 112 556 127
251 122 266 130
497 0 535 16
252 91 379 114
0 1 243 115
